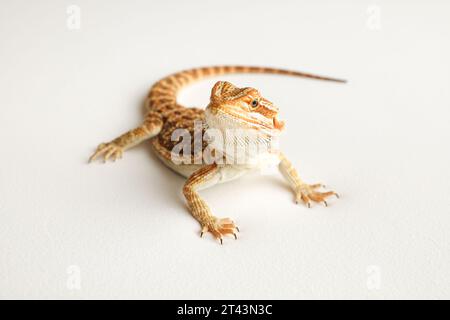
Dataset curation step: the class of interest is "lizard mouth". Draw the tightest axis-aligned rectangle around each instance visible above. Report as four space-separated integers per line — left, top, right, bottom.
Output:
205 107 284 136
273 116 285 131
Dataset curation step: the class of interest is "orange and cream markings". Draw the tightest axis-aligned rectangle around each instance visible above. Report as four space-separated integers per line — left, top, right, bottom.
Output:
90 66 345 244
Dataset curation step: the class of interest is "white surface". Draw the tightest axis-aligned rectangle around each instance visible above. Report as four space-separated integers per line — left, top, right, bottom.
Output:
1 0 449 299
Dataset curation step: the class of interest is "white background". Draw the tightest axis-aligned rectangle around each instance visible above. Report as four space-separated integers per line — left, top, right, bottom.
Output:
1 0 449 299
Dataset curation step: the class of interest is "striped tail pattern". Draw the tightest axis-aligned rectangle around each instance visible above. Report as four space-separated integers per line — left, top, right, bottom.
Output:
145 65 346 119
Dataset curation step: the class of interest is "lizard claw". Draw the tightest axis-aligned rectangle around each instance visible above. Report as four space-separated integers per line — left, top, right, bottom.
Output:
295 183 338 208
200 217 239 244
89 142 123 163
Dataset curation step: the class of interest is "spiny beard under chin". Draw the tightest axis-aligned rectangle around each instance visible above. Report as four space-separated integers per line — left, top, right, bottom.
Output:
204 110 281 165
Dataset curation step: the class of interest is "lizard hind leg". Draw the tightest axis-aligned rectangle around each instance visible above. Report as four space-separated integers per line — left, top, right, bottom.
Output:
89 112 163 163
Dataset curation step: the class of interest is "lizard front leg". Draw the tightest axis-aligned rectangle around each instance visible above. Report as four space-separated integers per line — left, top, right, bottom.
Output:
183 163 239 244
89 112 163 163
278 152 338 207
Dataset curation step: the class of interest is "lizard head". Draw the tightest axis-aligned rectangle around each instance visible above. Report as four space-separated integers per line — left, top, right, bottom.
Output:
205 81 285 133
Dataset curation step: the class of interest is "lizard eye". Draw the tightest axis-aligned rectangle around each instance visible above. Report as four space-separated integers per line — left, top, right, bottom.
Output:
251 99 259 108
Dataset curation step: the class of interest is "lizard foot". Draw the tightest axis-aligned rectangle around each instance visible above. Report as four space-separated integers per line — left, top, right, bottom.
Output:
201 217 239 245
89 142 123 163
295 183 339 208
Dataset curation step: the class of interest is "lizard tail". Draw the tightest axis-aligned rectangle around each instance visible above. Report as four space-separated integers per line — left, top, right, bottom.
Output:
145 65 346 117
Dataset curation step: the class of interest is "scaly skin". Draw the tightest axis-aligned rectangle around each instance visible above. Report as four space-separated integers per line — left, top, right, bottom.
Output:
89 66 345 244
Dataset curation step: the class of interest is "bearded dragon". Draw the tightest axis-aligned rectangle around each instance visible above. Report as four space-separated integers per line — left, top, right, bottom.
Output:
89 66 345 244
